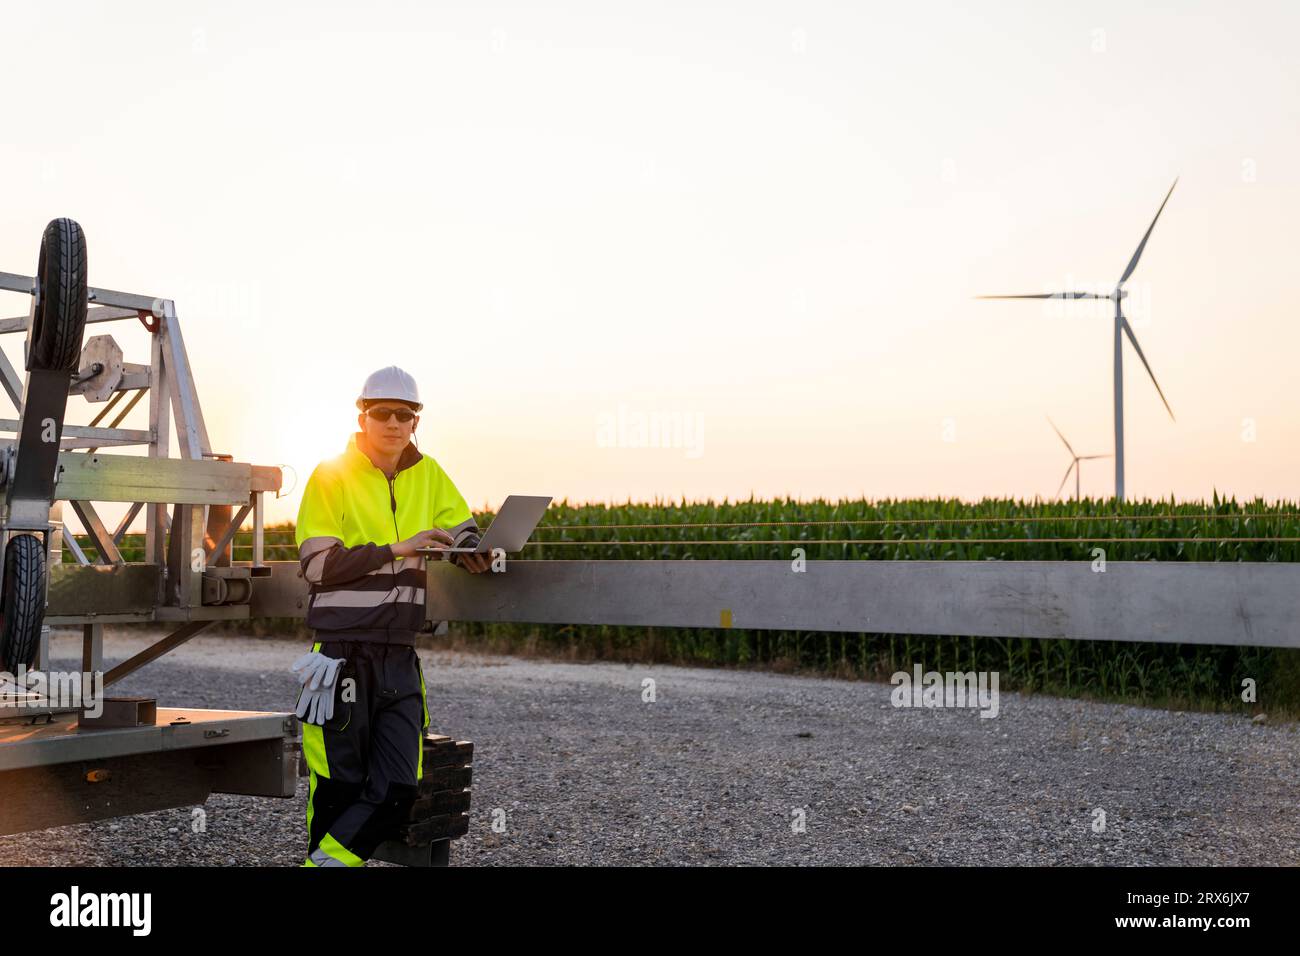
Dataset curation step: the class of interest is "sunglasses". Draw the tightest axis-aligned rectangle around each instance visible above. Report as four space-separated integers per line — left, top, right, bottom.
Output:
365 407 417 424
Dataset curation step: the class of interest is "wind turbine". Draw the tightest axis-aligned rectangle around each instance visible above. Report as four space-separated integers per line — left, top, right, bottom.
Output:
979 180 1178 501
1047 417 1111 501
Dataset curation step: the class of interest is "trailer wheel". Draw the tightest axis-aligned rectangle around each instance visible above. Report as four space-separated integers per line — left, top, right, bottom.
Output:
30 218 88 372
0 534 46 672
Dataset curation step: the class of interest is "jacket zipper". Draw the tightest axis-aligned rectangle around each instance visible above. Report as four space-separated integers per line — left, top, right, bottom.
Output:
386 473 401 637
387 474 399 538
387 474 400 590
359 436 408 542
382 473 397 639
362 442 413 629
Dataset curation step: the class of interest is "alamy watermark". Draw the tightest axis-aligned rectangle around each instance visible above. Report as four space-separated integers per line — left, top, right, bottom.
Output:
0 666 105 717
890 664 1000 718
595 404 704 459
49 885 150 935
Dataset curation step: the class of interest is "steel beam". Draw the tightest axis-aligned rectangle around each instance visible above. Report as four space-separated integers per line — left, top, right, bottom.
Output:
0 707 295 771
5 366 75 529
51 450 258 504
48 563 160 617
0 421 153 445
158 304 211 459
205 502 251 567
82 622 103 674
104 620 211 687
0 272 163 312
421 559 1300 650
112 500 144 544
233 559 1300 649
60 525 91 566
67 499 124 564
166 504 206 608
0 304 141 335
146 326 169 577
0 345 22 408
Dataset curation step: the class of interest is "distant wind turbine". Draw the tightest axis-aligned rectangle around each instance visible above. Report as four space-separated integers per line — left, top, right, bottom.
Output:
979 179 1178 501
1047 417 1111 501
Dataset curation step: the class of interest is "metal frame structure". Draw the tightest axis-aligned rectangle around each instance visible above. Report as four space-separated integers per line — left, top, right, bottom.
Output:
0 272 279 679
0 269 300 848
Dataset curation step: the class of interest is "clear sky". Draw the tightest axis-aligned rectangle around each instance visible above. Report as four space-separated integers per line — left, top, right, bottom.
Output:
1 1 1296 530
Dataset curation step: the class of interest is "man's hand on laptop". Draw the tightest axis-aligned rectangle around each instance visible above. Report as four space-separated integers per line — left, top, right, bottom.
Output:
454 547 491 573
392 528 454 558
449 530 491 573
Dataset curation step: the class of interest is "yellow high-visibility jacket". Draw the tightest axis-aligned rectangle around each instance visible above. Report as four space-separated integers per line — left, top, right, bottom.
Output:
294 432 479 645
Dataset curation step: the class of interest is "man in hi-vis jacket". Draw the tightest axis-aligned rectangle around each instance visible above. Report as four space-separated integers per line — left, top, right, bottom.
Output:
292 365 488 867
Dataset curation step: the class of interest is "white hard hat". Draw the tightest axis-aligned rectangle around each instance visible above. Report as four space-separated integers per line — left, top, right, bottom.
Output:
356 365 422 411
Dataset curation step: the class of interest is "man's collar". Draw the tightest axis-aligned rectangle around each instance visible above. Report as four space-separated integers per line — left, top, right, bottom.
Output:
347 432 422 477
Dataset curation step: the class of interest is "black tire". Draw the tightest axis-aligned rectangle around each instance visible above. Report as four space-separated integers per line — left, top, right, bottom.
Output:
30 218 87 372
0 534 46 672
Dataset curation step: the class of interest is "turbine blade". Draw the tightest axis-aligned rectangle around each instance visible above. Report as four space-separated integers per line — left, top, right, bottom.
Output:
1046 416 1076 457
1056 461 1075 498
1078 454 1111 460
1121 315 1176 422
975 292 1106 300
1118 178 1178 286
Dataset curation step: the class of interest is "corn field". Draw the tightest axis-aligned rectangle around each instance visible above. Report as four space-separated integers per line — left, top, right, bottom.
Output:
74 492 1300 714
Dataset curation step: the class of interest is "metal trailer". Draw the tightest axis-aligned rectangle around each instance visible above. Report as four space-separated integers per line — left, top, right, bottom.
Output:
0 220 464 866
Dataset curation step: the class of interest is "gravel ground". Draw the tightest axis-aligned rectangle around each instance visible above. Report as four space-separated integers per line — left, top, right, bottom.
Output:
0 627 1295 866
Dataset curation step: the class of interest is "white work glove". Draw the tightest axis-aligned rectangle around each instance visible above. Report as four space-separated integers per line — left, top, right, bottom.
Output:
291 651 346 725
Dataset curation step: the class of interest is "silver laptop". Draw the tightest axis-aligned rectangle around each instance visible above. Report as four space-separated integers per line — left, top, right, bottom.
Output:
419 494 552 555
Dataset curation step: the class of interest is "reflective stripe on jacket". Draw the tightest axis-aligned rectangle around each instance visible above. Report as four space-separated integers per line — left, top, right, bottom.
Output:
294 432 479 644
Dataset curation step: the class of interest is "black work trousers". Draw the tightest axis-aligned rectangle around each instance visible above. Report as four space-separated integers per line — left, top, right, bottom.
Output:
299 638 429 867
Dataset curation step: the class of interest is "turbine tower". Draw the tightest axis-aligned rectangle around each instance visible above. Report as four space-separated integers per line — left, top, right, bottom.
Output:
1048 417 1111 501
979 180 1178 501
